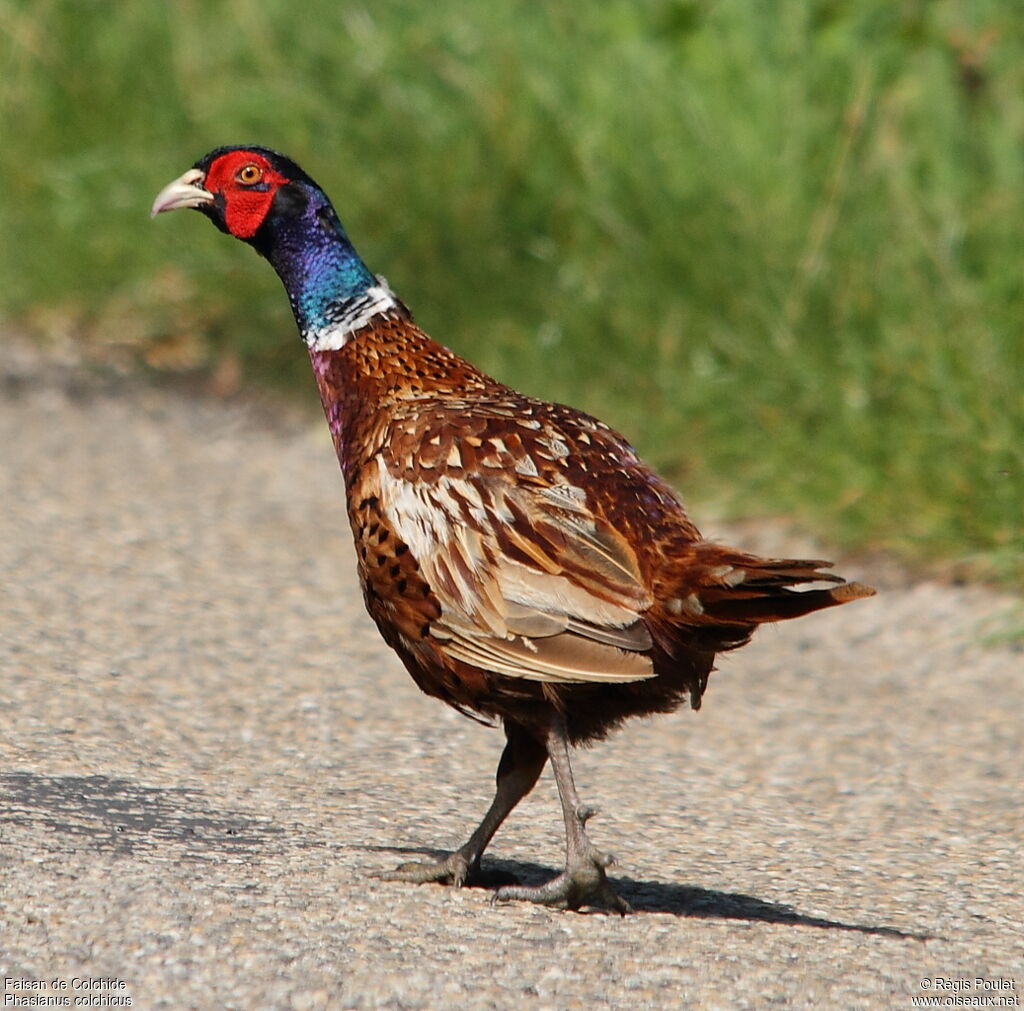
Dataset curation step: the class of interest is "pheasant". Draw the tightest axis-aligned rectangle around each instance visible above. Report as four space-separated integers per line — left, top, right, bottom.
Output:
153 147 875 913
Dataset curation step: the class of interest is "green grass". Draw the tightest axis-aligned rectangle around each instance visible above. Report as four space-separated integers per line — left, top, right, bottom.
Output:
1 0 1021 583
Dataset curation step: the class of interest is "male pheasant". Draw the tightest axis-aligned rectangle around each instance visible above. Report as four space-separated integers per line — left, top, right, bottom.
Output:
153 147 875 913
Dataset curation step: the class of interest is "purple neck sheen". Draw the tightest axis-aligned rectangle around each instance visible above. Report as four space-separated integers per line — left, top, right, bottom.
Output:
254 180 378 344
309 347 347 443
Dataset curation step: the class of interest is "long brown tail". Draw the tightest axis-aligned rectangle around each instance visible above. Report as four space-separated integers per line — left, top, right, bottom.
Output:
692 550 876 625
658 543 876 625
648 545 875 710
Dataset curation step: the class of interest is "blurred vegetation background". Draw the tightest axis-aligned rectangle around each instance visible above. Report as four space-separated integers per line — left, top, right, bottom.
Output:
1 0 1021 583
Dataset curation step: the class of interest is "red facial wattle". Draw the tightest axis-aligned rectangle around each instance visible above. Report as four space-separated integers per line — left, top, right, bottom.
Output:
203 150 291 239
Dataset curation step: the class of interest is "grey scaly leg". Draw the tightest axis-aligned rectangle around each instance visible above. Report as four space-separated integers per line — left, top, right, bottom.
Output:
384 721 547 886
494 718 631 914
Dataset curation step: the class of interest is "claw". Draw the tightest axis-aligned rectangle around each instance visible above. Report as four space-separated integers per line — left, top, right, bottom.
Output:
597 881 632 917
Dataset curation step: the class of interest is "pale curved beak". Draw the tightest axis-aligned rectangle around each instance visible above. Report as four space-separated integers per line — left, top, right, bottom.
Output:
150 168 213 218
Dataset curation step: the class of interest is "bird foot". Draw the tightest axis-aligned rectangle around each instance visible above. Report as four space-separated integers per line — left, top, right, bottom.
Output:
380 850 476 887
380 851 518 889
492 848 631 914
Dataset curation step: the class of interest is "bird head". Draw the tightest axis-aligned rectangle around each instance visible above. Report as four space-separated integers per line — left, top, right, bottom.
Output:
152 146 389 344
151 146 328 243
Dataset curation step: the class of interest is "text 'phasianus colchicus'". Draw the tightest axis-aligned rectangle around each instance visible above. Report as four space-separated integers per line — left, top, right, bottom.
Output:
153 147 875 912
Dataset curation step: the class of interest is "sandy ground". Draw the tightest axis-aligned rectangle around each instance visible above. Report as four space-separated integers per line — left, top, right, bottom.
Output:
1 341 1022 1010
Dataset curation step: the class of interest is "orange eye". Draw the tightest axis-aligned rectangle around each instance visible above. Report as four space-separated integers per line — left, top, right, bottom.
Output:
237 164 263 185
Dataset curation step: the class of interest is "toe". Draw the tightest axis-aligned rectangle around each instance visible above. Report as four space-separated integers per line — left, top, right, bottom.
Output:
379 852 471 885
492 860 630 914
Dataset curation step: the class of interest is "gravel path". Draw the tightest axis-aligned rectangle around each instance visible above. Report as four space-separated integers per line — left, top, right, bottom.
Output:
1 342 1021 1010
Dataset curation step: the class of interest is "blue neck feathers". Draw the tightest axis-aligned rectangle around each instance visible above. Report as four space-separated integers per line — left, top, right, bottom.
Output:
253 182 396 347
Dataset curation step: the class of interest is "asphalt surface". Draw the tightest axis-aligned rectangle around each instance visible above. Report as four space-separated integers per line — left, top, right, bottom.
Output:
2 341 1022 1010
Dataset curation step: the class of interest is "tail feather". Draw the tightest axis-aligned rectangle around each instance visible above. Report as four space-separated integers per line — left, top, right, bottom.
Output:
658 544 876 630
649 544 876 710
700 579 876 624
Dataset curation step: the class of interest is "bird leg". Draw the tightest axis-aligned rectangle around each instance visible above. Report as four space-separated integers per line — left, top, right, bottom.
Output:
383 721 547 887
494 718 632 914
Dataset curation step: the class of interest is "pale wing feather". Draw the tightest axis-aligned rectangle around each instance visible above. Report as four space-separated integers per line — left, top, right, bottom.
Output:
441 624 653 684
503 485 648 606
375 459 655 684
535 485 646 590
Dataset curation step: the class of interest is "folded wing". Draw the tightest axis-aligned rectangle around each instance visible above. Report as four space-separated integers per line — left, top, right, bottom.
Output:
374 458 657 684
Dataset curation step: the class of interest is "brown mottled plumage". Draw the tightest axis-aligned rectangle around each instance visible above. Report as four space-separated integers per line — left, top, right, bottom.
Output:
311 317 867 743
154 147 875 912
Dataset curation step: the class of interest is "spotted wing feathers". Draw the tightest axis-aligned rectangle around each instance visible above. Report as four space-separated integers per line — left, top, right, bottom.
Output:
373 443 656 685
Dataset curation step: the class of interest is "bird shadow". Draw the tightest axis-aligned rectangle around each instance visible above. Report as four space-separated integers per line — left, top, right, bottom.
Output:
364 844 933 940
1 774 933 941
0 771 286 859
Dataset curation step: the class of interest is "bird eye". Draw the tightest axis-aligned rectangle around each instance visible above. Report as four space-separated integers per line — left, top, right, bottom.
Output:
237 164 263 185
